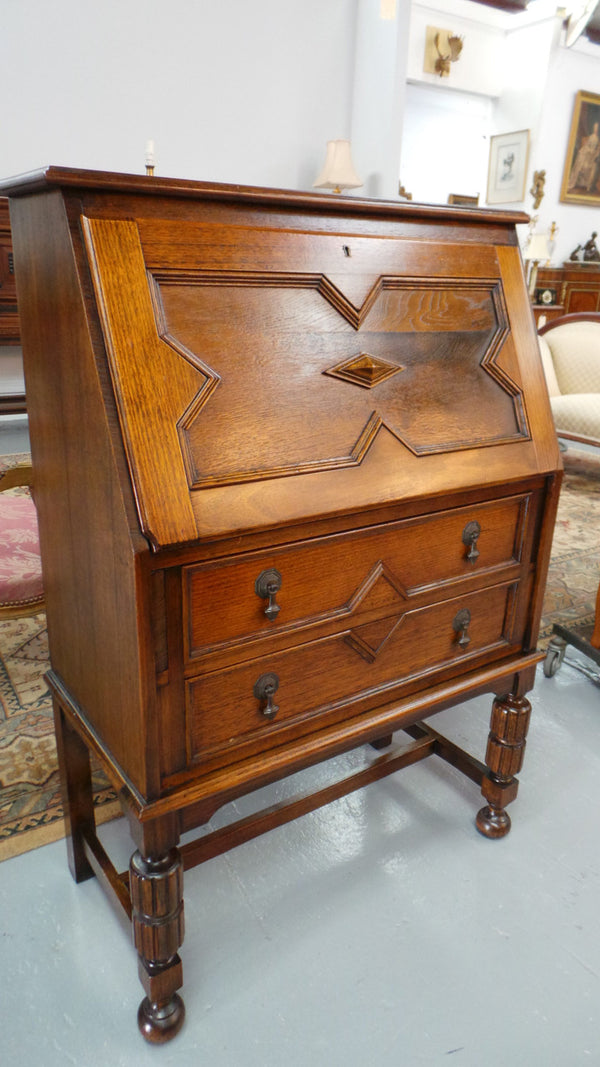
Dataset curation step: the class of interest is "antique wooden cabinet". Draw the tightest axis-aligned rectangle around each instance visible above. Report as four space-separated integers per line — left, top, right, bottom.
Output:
0 198 20 345
536 264 600 315
3 168 561 1043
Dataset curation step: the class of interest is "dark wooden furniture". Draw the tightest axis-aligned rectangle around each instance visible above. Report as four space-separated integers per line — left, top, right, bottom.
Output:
536 264 600 316
3 167 562 1044
532 303 565 328
0 197 19 344
544 573 600 678
0 197 26 414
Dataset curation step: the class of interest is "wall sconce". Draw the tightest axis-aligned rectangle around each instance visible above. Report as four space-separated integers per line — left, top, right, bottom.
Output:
530 170 546 211
424 27 464 78
525 233 550 295
313 140 363 194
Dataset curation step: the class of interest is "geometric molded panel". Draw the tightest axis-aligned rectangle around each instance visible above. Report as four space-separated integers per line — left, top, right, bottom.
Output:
348 560 408 613
345 614 403 663
151 269 530 492
344 561 408 662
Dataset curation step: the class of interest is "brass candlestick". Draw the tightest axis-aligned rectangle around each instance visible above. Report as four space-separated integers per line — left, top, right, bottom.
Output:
144 140 156 177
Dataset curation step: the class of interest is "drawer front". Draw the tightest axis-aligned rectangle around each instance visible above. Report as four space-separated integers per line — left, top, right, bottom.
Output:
186 580 521 766
184 494 533 661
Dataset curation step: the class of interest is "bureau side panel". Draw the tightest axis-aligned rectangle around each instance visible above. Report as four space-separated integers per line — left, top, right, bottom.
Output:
9 191 154 796
496 245 562 473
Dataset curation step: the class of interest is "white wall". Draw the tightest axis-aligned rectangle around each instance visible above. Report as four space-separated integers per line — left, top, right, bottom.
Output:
407 2 505 96
493 16 557 138
5 0 598 256
404 4 600 266
404 5 559 210
1 0 364 399
401 84 491 203
1 0 357 191
351 0 411 198
2 0 600 403
530 39 600 265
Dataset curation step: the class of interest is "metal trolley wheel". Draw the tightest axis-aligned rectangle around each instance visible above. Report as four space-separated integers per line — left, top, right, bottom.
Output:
543 636 567 678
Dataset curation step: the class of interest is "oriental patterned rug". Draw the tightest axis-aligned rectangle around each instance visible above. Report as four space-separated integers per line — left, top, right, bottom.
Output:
0 617 121 861
537 448 600 644
1 449 599 862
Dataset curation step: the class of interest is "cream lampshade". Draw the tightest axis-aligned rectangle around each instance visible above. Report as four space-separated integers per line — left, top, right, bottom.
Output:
313 140 363 194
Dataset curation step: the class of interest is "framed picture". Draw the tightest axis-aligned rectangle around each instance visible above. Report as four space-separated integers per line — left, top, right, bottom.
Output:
486 130 530 205
560 90 600 206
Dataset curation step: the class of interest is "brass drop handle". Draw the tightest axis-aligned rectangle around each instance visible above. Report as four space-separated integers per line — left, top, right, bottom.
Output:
462 520 481 563
255 568 282 622
453 608 472 650
254 672 280 720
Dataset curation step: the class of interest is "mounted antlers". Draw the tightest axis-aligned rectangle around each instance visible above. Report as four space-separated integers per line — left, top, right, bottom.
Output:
434 32 463 77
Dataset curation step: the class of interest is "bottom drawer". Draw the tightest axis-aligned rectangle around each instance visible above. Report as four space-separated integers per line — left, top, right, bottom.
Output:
186 580 521 766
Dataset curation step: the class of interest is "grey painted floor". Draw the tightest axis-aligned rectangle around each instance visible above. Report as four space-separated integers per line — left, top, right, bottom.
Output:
1 657 599 1066
0 415 29 454
2 425 599 1062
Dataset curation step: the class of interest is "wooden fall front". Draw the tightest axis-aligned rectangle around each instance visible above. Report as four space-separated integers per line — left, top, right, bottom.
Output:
2 168 561 1043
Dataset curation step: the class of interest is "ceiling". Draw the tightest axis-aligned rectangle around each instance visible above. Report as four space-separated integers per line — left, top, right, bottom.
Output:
471 0 600 43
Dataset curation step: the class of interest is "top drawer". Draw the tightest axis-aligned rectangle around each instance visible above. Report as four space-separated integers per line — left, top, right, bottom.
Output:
183 492 536 661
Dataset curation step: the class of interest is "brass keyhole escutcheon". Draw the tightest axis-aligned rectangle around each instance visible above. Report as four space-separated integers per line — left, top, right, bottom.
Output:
254 672 280 720
255 568 282 621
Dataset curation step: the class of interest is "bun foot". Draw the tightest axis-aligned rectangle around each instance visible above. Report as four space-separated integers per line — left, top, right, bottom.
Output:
137 993 185 1044
476 804 511 839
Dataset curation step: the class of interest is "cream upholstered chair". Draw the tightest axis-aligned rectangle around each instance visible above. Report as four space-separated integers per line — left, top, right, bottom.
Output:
0 456 44 618
538 314 600 678
538 312 600 447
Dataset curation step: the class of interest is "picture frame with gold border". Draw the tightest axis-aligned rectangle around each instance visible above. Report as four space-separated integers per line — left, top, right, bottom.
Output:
560 90 600 207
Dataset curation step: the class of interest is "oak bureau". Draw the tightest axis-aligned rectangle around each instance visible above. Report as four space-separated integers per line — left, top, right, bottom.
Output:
2 167 562 1043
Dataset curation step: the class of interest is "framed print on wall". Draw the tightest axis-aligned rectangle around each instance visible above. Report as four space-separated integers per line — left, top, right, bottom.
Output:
486 130 530 205
560 90 600 206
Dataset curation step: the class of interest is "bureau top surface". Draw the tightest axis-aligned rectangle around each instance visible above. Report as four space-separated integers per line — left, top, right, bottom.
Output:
5 167 560 551
0 165 529 229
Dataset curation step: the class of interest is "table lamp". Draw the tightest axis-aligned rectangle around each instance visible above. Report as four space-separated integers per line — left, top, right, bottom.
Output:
313 140 362 194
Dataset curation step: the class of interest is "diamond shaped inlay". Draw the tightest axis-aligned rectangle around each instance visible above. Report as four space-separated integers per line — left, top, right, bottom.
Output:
324 352 404 389
344 562 407 663
346 614 402 663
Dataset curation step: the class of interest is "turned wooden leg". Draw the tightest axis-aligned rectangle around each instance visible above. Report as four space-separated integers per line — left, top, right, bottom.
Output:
129 846 186 1044
476 692 532 839
52 699 95 883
